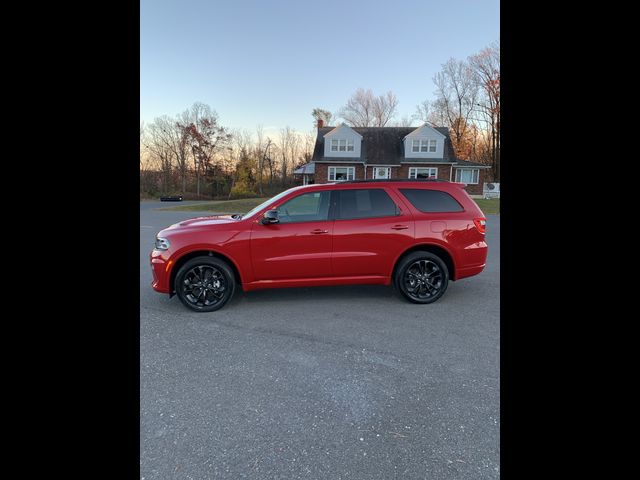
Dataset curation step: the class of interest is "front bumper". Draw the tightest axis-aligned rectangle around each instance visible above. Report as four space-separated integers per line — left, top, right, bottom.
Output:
150 249 172 293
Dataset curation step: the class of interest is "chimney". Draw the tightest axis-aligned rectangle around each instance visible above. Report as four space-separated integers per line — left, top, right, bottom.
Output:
317 118 324 128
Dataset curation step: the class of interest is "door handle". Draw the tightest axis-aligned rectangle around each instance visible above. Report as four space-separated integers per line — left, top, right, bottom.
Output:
310 229 329 234
391 225 409 230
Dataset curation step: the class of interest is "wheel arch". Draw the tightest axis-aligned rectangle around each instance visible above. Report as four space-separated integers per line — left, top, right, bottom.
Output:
392 243 457 281
169 249 243 295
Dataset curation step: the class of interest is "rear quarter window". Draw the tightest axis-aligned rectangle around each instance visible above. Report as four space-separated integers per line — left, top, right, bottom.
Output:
399 188 464 213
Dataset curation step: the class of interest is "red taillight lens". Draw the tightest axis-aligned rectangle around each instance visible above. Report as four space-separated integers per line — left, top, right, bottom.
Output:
473 218 486 234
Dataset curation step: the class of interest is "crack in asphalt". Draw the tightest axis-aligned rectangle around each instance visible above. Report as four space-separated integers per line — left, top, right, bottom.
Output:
140 304 416 365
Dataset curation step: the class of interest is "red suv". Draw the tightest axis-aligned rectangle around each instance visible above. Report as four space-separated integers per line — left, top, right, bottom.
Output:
150 180 488 312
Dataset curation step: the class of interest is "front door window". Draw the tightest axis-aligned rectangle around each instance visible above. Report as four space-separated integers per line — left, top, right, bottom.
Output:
373 167 391 179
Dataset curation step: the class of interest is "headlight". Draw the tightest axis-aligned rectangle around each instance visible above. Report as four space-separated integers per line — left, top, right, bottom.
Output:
155 237 171 250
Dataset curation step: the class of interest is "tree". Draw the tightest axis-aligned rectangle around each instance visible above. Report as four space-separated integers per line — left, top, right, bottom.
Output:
339 88 399 127
230 147 256 199
300 130 316 163
391 114 415 127
432 58 479 159
277 126 299 186
412 100 432 125
228 129 256 198
254 125 270 196
182 102 231 198
145 116 177 194
311 108 333 127
469 41 500 181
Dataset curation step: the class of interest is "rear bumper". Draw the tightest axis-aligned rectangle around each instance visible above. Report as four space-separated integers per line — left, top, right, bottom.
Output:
456 263 486 280
150 250 171 294
455 241 488 280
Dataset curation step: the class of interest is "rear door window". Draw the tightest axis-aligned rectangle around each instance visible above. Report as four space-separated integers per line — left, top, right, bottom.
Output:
399 189 464 213
336 189 399 220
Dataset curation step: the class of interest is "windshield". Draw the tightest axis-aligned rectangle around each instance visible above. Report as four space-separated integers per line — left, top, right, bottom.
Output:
241 187 299 219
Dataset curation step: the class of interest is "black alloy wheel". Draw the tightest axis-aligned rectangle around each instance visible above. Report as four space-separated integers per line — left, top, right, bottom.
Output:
175 256 236 312
395 251 449 304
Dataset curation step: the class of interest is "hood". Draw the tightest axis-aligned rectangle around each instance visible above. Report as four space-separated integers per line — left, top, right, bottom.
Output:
166 214 240 230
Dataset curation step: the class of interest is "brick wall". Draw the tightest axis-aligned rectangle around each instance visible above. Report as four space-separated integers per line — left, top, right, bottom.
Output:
313 162 486 196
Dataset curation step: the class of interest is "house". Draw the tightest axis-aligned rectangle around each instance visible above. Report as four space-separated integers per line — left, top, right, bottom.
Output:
294 120 490 196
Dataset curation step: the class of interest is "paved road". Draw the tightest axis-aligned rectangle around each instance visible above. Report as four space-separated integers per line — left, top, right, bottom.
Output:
140 203 500 479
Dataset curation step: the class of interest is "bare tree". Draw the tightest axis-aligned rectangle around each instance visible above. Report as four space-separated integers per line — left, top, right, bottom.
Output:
372 91 399 127
412 100 432 125
469 41 500 181
339 88 399 127
300 130 316 163
140 121 146 170
391 114 415 127
254 125 269 196
432 58 479 158
183 103 231 198
311 108 334 127
278 126 299 186
145 116 177 193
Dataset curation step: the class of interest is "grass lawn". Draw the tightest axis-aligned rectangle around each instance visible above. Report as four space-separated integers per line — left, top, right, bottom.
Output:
472 198 500 215
157 197 270 213
158 195 500 215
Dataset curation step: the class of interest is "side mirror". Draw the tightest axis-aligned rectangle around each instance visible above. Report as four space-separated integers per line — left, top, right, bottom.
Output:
261 209 279 225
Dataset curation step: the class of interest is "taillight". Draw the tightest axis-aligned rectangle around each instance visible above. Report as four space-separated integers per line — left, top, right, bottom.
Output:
473 218 486 234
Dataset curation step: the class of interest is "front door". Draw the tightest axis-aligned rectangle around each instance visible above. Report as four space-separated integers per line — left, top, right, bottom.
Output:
250 190 333 280
372 167 391 179
331 188 415 277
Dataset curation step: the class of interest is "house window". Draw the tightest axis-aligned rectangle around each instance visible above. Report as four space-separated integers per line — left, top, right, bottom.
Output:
412 139 437 153
409 167 438 179
331 139 355 152
455 168 479 184
373 167 391 179
328 166 355 181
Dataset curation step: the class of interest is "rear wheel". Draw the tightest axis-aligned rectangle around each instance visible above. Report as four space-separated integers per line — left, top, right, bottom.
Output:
395 251 449 304
175 256 235 312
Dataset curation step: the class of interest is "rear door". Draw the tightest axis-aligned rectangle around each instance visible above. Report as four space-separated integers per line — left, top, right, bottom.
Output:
250 190 334 280
331 187 414 277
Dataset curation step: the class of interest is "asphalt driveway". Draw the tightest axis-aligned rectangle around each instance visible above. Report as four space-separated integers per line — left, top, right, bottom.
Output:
140 202 500 479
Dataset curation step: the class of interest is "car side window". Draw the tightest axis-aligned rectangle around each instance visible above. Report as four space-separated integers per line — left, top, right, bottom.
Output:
399 188 464 213
277 191 331 223
336 189 399 220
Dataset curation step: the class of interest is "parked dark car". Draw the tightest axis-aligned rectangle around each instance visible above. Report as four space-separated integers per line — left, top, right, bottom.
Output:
160 195 183 202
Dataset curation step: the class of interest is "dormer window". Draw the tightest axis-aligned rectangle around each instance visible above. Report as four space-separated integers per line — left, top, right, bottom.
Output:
330 139 354 152
411 139 437 153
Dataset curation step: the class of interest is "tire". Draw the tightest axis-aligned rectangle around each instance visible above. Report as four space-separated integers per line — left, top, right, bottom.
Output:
175 256 236 312
394 251 449 304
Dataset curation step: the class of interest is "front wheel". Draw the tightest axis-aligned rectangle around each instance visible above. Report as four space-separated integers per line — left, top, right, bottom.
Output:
395 251 449 304
175 256 236 312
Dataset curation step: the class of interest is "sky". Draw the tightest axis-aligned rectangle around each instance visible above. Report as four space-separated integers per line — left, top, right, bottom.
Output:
140 0 499 136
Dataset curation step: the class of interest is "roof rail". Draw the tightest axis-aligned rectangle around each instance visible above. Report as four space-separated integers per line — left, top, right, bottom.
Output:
340 179 450 184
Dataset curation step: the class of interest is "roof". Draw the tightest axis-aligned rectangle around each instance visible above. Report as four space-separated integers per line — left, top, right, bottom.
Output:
293 163 315 174
311 126 458 165
453 159 492 168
